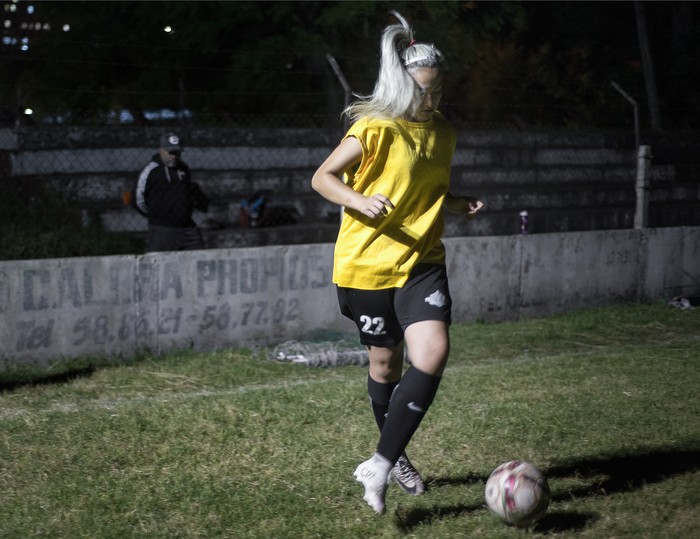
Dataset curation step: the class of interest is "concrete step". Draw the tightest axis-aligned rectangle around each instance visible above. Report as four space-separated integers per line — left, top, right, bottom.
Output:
42 158 678 205
447 206 636 237
450 164 676 188
98 192 340 233
204 222 340 249
44 168 320 205
471 184 637 212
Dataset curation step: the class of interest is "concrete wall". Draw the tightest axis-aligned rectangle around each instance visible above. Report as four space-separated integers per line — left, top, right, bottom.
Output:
2 226 698 371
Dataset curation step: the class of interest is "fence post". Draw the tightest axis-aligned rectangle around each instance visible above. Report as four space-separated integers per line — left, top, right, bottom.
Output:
634 145 652 228
326 54 352 133
611 81 640 149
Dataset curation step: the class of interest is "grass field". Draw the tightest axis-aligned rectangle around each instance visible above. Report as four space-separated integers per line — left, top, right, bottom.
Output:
1 302 698 538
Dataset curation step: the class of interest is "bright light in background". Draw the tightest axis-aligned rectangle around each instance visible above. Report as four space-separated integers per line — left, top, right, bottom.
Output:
62 24 70 32
2 1 56 51
24 108 33 115
163 25 173 34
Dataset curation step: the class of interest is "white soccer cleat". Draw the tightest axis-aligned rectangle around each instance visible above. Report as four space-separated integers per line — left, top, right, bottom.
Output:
391 453 426 496
353 455 391 514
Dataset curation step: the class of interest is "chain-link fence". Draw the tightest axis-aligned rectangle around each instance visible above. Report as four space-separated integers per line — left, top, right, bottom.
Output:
1 112 699 261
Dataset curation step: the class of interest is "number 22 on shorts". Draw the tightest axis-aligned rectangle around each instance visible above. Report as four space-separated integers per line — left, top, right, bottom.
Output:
359 315 386 335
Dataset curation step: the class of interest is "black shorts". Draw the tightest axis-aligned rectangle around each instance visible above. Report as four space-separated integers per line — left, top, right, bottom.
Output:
337 263 452 347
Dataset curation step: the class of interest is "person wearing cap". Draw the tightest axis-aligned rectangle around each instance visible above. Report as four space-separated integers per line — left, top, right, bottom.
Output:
133 132 209 252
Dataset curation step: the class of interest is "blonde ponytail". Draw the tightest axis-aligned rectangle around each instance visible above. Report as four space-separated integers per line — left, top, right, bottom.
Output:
343 12 445 122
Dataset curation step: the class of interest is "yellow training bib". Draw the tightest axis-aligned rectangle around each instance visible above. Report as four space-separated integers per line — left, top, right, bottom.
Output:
332 113 456 289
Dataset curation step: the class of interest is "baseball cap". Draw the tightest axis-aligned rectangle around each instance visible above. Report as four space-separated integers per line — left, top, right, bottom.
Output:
160 133 183 153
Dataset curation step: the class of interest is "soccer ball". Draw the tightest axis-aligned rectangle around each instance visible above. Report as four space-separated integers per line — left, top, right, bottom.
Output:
484 460 551 528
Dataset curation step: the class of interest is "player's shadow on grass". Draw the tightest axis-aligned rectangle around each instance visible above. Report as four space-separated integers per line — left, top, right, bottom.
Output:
395 472 489 534
395 445 700 534
543 445 700 500
0 365 95 392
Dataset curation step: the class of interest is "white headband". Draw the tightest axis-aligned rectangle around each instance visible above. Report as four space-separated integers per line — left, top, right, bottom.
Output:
404 55 433 67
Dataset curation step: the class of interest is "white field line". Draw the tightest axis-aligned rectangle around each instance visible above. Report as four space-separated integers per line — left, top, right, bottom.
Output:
0 378 322 419
0 350 604 420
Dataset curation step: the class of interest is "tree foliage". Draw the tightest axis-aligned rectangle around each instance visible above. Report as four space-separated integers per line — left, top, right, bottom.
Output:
1 0 697 130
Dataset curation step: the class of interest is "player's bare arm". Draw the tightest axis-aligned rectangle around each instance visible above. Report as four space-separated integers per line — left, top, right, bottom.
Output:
312 137 395 219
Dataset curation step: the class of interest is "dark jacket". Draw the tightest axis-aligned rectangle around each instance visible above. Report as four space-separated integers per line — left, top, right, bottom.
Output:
134 153 208 227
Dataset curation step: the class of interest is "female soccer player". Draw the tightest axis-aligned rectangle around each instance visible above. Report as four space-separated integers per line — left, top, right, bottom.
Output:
311 12 483 514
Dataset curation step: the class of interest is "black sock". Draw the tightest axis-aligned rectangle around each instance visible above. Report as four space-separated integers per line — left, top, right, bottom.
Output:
376 366 442 464
367 375 399 432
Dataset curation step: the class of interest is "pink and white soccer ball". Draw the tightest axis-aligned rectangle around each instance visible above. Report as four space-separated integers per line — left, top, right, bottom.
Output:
484 460 551 528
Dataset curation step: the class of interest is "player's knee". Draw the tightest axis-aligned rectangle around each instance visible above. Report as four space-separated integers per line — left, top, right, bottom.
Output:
408 353 448 377
404 328 449 375
368 345 404 382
